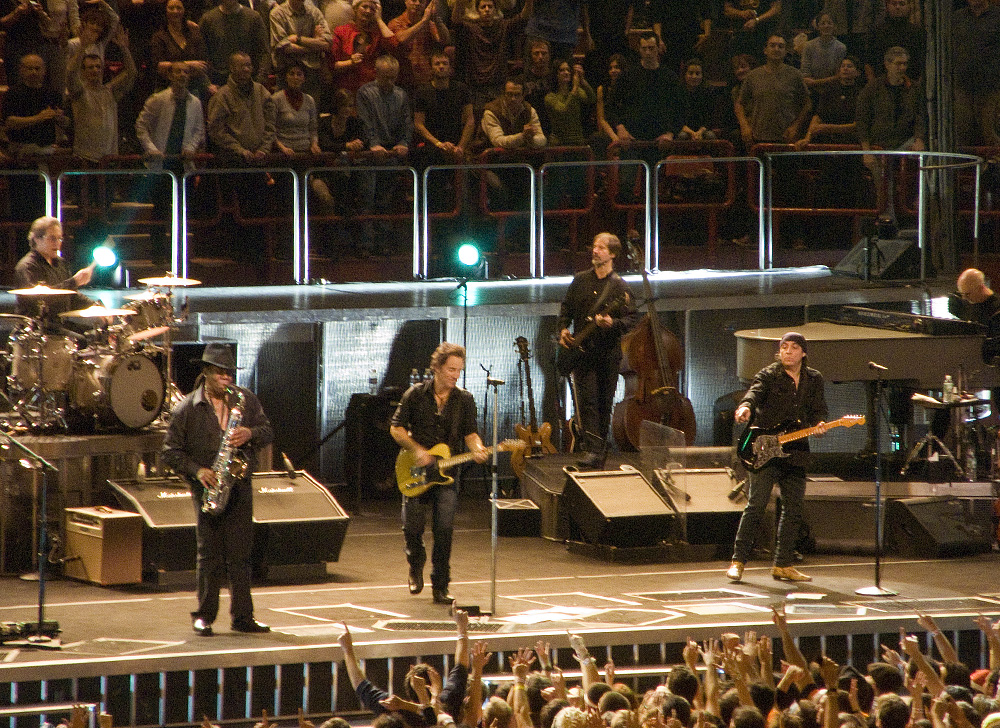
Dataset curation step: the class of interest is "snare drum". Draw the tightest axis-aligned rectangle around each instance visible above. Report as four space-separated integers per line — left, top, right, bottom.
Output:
10 331 77 391
122 296 173 343
71 351 165 429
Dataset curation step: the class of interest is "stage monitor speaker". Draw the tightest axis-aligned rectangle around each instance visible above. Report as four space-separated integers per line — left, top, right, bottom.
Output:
563 468 674 548
833 235 919 280
107 471 350 574
63 507 143 585
885 496 993 558
671 468 743 550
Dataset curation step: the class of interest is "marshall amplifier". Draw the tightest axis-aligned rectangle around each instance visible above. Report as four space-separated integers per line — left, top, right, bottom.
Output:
107 471 350 577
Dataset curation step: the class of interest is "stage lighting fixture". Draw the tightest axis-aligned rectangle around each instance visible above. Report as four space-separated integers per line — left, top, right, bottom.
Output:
455 242 487 279
92 244 117 268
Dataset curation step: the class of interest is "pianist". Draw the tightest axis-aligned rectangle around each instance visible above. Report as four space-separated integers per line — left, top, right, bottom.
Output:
951 268 1000 363
727 332 828 584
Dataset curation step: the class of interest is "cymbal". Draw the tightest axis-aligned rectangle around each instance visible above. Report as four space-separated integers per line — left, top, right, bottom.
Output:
59 305 138 318
10 284 75 296
125 290 168 301
138 274 201 287
128 325 171 342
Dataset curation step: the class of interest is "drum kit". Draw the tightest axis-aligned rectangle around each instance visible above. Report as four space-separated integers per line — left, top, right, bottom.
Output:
2 274 201 433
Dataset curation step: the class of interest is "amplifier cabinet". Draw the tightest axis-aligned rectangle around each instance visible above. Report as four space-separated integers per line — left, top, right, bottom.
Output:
107 471 350 574
63 507 143 585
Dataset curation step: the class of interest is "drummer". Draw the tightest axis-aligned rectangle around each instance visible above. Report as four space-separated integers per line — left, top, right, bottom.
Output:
14 216 98 335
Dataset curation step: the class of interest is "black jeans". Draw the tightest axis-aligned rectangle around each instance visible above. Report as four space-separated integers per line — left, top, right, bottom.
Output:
402 480 458 592
731 461 806 568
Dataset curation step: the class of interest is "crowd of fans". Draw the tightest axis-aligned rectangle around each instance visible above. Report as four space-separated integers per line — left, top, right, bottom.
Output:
310 607 1000 728
0 0 997 258
41 607 1000 728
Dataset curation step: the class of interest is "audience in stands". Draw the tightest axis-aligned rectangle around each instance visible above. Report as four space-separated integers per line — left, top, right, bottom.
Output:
200 0 270 87
151 0 210 99
451 0 534 110
544 59 592 147
412 49 474 164
800 12 846 93
0 0 997 266
387 0 451 91
855 45 925 209
269 0 333 100
676 58 719 141
273 62 322 155
66 26 136 164
950 0 1000 147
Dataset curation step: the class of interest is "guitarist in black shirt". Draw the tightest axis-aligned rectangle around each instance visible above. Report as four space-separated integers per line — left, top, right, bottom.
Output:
557 232 637 468
390 342 488 604
728 332 827 584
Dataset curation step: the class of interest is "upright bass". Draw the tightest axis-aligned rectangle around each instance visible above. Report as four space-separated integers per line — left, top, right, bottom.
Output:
611 237 697 448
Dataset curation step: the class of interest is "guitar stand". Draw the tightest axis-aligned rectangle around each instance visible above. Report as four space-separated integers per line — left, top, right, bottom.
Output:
898 432 964 479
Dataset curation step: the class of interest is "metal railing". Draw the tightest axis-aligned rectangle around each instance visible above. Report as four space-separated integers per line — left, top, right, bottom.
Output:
1 147 989 283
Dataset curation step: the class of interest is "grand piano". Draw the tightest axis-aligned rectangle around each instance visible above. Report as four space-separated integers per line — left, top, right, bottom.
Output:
735 309 1000 390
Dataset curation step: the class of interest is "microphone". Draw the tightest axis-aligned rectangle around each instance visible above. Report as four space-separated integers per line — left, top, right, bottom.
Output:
486 377 506 386
868 361 888 372
281 452 297 480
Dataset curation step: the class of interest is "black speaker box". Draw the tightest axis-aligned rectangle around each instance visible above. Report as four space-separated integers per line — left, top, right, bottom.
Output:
833 234 919 280
563 468 674 548
885 496 993 558
344 392 400 498
107 471 350 575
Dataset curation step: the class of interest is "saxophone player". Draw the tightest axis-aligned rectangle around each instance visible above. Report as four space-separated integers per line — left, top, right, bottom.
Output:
163 343 274 637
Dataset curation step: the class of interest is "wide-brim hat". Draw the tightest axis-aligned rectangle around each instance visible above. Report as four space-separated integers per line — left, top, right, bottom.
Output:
193 343 238 372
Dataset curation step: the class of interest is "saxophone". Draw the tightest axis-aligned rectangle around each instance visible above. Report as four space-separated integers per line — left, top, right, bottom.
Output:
202 387 250 515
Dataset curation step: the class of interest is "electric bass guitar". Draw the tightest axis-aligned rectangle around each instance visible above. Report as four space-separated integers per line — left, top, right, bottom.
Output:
556 291 630 376
396 439 526 497
737 415 865 472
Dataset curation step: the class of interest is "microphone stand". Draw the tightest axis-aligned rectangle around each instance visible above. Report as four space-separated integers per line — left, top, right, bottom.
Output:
856 365 897 597
2 432 62 647
486 376 504 616
456 279 469 389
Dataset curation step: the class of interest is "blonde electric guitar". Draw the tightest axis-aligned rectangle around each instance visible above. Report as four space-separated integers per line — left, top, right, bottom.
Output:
396 439 526 497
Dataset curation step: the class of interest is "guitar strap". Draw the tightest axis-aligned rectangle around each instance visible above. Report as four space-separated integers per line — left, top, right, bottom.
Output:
587 271 622 318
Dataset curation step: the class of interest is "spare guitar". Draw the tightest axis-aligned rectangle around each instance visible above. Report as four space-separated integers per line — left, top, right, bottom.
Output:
397 439 526 497
556 291 630 376
511 337 556 477
565 371 585 452
738 415 866 472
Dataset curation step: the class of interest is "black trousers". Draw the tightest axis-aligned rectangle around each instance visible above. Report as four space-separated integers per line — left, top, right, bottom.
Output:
573 348 621 450
191 479 255 624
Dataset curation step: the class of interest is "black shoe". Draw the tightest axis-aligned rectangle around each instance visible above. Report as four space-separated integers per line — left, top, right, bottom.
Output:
193 618 213 636
231 618 270 633
576 451 605 470
432 588 454 604
408 567 424 595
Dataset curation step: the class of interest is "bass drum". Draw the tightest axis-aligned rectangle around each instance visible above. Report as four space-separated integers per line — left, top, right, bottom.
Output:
71 352 165 429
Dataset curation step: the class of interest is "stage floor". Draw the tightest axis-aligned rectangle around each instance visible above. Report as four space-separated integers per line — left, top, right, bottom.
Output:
1 495 997 682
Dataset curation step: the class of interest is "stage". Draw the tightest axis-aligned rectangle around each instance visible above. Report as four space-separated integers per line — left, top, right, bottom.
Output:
0 490 998 726
0 265 997 727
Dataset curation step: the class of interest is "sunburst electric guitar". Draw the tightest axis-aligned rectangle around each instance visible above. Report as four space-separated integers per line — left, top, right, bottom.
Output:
396 439 526 497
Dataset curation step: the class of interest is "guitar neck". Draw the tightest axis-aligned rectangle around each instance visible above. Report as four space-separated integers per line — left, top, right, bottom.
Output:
438 444 498 470
776 418 848 445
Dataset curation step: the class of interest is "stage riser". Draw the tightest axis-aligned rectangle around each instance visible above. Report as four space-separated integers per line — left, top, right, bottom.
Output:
0 628 991 728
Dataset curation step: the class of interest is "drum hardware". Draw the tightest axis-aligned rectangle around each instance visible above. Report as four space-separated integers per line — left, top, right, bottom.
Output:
136 276 201 425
